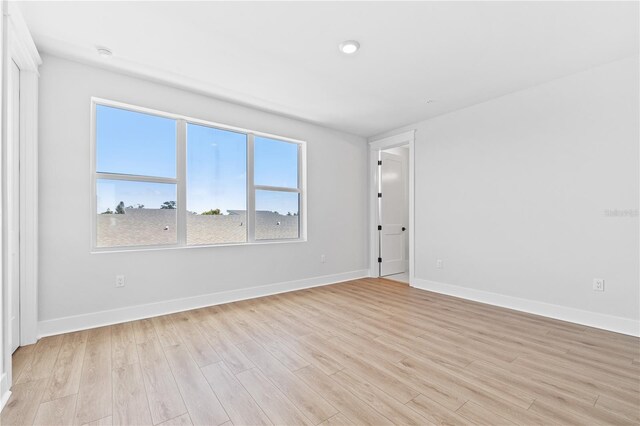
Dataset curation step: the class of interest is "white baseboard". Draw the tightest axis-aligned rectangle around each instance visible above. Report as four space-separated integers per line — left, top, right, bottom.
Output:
38 270 368 338
412 278 639 337
0 373 10 413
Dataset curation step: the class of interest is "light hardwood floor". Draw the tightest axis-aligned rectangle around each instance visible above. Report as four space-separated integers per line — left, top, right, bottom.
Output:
2 278 639 425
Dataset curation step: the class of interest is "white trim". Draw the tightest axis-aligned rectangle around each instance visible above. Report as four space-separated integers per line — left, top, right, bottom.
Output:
17 70 38 347
298 140 308 240
246 133 256 243
367 130 416 282
369 131 415 151
368 149 378 278
0 1 4 412
412 278 640 337
37 270 369 338
2 3 40 401
0 372 9 411
176 120 187 246
0 391 10 412
254 185 301 193
90 236 306 254
0 386 10 413
90 98 98 249
5 3 40 73
95 173 178 184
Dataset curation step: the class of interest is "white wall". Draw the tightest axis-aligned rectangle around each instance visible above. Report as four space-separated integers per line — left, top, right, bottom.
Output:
374 56 640 335
37 55 368 334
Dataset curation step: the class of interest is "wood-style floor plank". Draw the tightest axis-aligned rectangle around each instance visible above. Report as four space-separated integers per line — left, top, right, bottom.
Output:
531 396 636 426
169 312 220 368
82 416 112 426
319 412 355 426
112 362 153 426
157 413 193 425
6 278 639 426
74 327 112 425
330 369 431 425
596 394 640 423
42 331 88 402
136 337 187 425
406 394 474 426
234 319 310 371
236 368 314 426
111 322 138 368
11 344 36 381
201 361 272 426
280 331 345 375
237 339 338 424
163 343 229 426
197 319 254 374
151 315 183 348
300 333 420 404
0 378 48 425
33 394 77 425
295 365 393 425
15 335 63 384
457 400 516 425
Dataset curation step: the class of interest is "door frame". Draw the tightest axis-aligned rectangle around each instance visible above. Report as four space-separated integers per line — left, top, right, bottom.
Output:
368 130 415 282
7 59 20 355
1 1 41 408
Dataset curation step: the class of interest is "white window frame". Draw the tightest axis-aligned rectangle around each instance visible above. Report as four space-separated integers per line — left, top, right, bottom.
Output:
90 97 307 252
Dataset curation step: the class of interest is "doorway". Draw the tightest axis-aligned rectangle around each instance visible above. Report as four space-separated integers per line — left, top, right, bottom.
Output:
378 146 409 282
369 130 415 285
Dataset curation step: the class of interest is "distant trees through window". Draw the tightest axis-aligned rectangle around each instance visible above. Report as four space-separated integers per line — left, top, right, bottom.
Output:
160 201 176 209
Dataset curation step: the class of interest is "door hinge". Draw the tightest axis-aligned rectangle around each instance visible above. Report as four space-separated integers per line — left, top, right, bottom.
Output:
377 192 382 198
377 225 382 231
377 257 382 263
377 160 382 166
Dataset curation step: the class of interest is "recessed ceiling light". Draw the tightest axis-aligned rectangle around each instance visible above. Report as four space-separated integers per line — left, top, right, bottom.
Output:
96 47 113 58
339 40 360 55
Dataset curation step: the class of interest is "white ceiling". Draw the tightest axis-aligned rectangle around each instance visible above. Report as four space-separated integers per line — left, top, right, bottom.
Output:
18 1 639 137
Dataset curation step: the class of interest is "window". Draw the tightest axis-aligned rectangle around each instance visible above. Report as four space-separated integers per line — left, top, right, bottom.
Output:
186 124 247 245
254 136 301 240
95 105 178 248
96 180 177 247
92 100 305 250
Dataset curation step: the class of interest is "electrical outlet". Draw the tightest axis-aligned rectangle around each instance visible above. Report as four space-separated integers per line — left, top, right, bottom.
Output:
320 254 326 263
436 259 443 269
593 278 604 292
116 275 125 288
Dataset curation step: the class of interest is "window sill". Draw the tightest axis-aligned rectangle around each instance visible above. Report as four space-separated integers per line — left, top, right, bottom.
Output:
90 238 307 254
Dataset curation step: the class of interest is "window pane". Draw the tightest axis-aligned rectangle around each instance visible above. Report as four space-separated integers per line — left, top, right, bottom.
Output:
255 190 299 240
96 105 176 177
96 179 177 247
254 136 298 188
186 124 247 245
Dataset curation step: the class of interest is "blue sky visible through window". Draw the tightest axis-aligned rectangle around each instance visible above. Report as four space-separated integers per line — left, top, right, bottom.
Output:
96 105 177 177
255 135 298 188
186 124 247 214
96 105 299 215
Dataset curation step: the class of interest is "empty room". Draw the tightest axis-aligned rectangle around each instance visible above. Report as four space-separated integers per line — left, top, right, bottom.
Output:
0 1 638 425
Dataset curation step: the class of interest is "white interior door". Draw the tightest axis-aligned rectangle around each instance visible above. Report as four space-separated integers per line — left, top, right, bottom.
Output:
378 151 406 276
7 60 21 353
